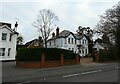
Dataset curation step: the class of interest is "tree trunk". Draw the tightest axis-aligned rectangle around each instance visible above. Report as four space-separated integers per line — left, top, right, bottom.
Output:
45 39 47 48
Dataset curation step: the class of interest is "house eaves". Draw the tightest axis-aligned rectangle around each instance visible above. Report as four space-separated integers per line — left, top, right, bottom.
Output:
0 25 19 35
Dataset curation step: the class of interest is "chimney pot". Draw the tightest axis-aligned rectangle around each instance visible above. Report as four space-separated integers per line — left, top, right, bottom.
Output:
52 32 55 37
56 27 59 37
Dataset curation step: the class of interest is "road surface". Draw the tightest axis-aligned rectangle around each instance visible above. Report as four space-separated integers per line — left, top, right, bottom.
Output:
1 62 119 83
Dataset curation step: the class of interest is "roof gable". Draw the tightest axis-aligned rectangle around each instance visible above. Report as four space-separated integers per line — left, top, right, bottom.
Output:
48 30 77 41
0 25 19 35
48 30 89 41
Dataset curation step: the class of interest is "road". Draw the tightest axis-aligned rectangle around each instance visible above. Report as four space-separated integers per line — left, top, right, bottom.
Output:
1 62 119 83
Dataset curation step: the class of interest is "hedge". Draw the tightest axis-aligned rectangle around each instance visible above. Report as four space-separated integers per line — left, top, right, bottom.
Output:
16 48 78 61
99 50 109 61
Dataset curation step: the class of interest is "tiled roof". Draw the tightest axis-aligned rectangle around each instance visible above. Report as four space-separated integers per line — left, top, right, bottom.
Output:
0 22 19 35
48 30 86 41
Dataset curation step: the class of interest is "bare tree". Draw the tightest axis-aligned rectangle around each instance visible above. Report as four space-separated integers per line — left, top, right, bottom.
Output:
95 2 120 45
95 2 120 59
33 9 59 48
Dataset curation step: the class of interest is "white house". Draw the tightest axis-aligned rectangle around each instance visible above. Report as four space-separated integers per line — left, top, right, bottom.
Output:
93 39 108 51
0 22 18 61
47 27 89 57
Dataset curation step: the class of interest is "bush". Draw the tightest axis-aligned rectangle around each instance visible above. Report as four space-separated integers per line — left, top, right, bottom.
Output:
108 45 118 60
99 50 108 61
16 48 77 61
99 45 118 61
92 54 96 62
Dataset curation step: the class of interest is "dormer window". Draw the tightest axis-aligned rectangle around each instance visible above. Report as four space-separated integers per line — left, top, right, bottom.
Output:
2 33 7 41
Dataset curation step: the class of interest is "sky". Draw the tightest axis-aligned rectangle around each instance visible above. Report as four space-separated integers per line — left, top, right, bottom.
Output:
0 0 119 43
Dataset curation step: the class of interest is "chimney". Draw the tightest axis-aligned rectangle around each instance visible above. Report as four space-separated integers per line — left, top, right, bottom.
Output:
14 22 18 31
52 32 55 37
56 27 59 37
38 36 43 43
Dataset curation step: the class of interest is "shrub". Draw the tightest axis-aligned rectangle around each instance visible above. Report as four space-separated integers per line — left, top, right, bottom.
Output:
108 45 118 60
99 50 108 61
16 48 77 61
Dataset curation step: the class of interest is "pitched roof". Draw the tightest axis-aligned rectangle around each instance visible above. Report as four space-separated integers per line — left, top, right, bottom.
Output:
99 43 108 48
25 39 43 47
94 38 109 48
25 39 38 46
0 22 19 35
94 38 104 43
0 22 11 28
59 30 71 37
74 33 84 40
48 30 86 41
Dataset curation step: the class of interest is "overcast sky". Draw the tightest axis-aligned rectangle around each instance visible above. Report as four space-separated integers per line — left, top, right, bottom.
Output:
0 0 119 43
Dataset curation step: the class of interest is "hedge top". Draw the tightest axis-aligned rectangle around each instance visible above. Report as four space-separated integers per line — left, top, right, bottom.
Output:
16 48 78 61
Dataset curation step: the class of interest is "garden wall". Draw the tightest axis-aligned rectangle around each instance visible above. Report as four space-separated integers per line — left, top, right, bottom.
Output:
16 53 80 68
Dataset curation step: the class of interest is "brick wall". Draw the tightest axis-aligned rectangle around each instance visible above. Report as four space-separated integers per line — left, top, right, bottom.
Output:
16 53 80 68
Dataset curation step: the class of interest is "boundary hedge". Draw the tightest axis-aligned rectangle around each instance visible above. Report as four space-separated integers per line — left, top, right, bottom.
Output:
16 48 78 61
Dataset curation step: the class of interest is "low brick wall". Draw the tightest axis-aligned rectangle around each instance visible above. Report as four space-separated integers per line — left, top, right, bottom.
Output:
16 54 80 68
43 60 60 68
16 61 41 68
64 60 76 65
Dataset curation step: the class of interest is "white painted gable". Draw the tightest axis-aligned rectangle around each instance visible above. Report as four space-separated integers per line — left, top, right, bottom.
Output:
0 24 18 61
93 42 105 51
47 30 89 57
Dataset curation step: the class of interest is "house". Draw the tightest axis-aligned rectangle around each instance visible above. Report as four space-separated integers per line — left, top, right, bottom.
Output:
0 22 19 61
93 38 108 51
25 37 43 48
47 27 89 57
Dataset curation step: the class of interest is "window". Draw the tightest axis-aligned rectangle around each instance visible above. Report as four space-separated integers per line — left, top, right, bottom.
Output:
0 48 5 56
9 34 12 41
71 38 74 44
82 49 84 54
49 41 51 46
34 41 39 46
75 39 76 44
68 38 70 44
2 33 7 41
79 49 81 53
84 40 86 44
82 40 84 44
85 49 87 54
8 48 11 56
65 38 67 44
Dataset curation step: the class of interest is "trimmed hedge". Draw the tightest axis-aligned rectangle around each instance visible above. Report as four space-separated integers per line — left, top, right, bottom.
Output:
99 46 118 61
99 50 108 61
16 48 77 61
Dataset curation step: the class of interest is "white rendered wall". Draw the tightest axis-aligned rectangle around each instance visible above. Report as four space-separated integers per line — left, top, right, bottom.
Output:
0 28 17 61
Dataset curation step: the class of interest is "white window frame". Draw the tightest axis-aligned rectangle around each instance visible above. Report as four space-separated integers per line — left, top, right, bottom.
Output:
8 48 11 56
0 48 5 56
2 33 7 41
